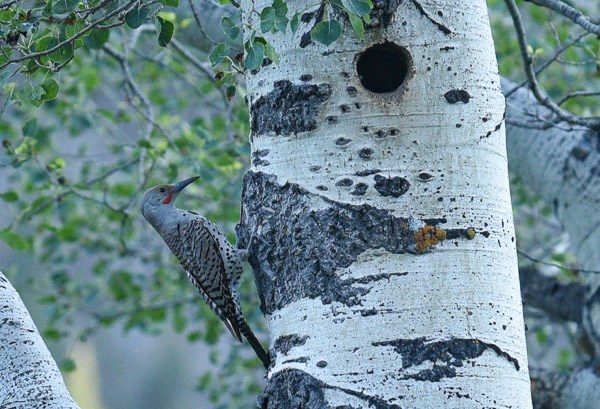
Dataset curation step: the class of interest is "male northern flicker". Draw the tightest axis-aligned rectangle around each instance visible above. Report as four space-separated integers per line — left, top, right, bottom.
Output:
141 176 270 368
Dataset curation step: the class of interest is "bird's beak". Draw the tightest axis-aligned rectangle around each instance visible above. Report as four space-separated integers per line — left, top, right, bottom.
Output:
173 176 200 193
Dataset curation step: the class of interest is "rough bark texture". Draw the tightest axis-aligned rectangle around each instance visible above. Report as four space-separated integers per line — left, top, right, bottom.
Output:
239 0 531 407
0 271 79 409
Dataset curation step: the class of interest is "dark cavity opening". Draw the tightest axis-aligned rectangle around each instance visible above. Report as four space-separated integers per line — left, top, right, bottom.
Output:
356 42 410 93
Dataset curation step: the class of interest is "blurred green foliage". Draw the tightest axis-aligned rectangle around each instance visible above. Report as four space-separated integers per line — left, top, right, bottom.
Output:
0 0 598 405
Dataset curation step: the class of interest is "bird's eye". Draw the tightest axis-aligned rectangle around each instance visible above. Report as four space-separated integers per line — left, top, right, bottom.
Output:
159 187 166 193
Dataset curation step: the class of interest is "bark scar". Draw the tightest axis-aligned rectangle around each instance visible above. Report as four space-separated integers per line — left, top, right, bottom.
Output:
410 0 452 35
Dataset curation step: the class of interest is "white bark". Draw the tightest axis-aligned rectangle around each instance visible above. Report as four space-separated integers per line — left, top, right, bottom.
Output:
243 1 531 407
0 271 79 409
503 78 600 408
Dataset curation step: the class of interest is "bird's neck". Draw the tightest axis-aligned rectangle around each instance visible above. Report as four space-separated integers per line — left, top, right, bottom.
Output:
147 205 183 237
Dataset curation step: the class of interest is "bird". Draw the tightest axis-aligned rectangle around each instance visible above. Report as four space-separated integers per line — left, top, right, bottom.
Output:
140 176 270 368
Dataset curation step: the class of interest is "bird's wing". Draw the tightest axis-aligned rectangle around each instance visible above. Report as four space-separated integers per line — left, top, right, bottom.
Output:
176 217 243 341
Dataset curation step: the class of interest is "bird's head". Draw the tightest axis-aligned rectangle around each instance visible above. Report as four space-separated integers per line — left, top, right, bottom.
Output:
141 176 199 220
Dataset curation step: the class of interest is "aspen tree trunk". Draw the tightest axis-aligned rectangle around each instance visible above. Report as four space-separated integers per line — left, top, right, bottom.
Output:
238 1 531 407
503 78 600 409
0 271 79 409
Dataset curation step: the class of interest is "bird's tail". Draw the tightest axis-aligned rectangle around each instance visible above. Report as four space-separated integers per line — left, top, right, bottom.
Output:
239 319 271 369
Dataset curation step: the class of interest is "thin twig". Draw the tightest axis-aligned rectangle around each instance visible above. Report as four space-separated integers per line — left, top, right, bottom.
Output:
517 248 600 275
524 0 600 35
504 0 600 129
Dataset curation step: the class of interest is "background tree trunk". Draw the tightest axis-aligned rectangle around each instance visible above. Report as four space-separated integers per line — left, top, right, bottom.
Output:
238 1 531 407
503 78 600 409
0 271 79 409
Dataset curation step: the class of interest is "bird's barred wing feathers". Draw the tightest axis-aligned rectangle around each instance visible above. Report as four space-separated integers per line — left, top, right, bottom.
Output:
173 218 243 341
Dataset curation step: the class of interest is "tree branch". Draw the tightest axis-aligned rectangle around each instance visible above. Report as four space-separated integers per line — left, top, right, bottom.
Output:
503 0 600 130
524 0 600 35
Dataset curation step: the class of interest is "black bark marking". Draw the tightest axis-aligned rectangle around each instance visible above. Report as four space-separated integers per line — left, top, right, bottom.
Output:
239 173 421 313
358 148 374 159
346 86 358 96
340 104 351 113
373 174 410 198
259 369 402 409
444 89 470 104
252 149 271 166
300 74 313 82
422 217 447 225
273 334 309 356
251 80 332 137
570 144 590 161
238 173 478 314
367 0 404 29
326 116 339 125
309 165 321 172
300 32 313 48
335 137 352 146
350 182 369 196
316 360 328 367
481 109 506 139
355 169 382 177
373 337 520 382
410 0 452 34
282 357 310 364
360 308 379 316
335 178 354 187
440 46 454 51
417 172 433 181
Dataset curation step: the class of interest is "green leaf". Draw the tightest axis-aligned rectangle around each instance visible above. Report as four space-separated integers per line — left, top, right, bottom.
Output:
209 42 230 66
49 41 74 64
138 139 153 149
0 9 16 22
57 224 78 242
41 79 59 101
342 0 372 16
125 7 150 29
22 118 38 137
44 327 62 341
348 13 365 39
148 307 167 322
172 305 187 332
0 229 32 251
225 85 236 101
272 0 288 32
0 191 18 202
160 0 179 6
214 71 233 87
290 13 300 34
260 7 275 33
264 42 279 64
311 20 342 46
220 16 240 41
60 358 77 373
156 16 174 47
187 330 201 342
52 0 79 14
111 182 135 197
108 271 138 301
83 29 109 49
244 41 265 71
